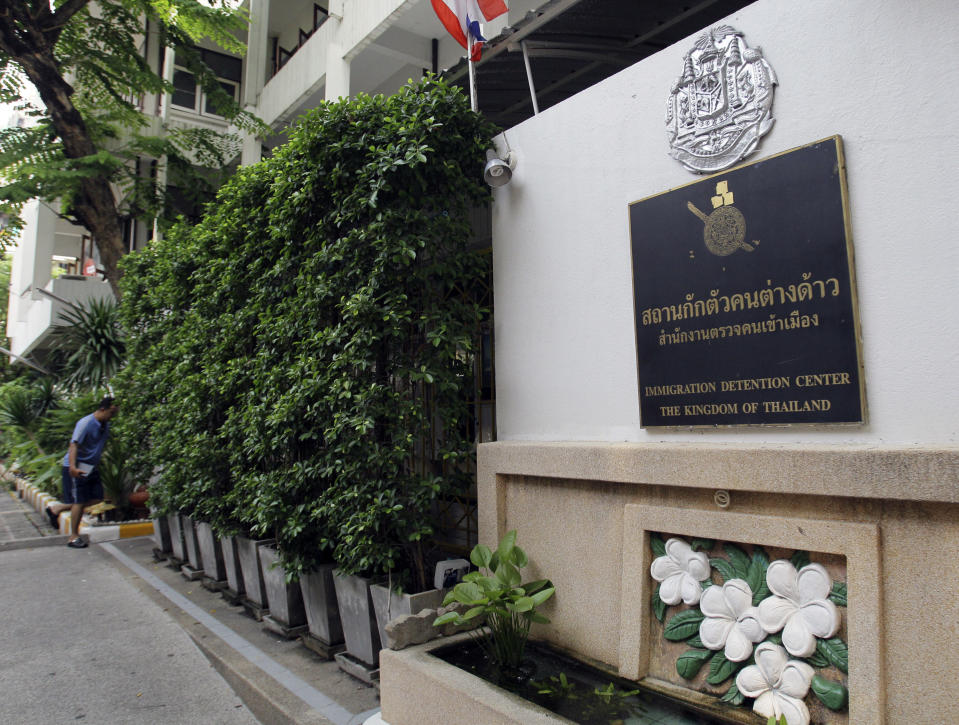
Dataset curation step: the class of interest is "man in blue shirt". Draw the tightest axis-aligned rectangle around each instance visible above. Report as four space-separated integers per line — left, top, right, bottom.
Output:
45 396 119 548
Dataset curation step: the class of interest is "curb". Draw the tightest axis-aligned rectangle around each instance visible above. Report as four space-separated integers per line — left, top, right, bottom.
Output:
0 534 71 552
14 478 153 543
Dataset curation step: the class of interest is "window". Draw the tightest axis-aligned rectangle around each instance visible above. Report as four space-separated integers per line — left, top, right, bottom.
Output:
170 47 242 117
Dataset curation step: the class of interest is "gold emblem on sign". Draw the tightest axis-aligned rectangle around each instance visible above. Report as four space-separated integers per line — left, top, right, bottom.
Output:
687 181 755 256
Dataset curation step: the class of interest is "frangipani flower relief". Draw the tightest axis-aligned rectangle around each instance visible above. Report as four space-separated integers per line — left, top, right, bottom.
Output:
650 537 711 606
757 561 841 657
736 642 815 725
698 579 765 661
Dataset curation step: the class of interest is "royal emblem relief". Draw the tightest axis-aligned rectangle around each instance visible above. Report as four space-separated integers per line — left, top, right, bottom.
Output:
666 26 777 174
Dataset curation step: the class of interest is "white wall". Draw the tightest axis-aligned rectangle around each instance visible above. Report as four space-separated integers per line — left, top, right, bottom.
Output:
492 0 959 446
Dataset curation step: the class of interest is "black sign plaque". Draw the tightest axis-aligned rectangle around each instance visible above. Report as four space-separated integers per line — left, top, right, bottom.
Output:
630 136 865 427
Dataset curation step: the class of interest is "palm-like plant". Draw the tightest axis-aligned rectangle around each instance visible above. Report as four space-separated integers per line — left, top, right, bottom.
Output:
98 435 136 513
51 298 126 390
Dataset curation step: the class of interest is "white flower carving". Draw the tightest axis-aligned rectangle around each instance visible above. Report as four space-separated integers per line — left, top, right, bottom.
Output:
757 561 840 657
736 642 814 725
698 579 765 661
650 537 710 606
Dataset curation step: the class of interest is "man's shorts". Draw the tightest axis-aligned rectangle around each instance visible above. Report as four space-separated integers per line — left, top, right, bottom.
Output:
60 467 103 504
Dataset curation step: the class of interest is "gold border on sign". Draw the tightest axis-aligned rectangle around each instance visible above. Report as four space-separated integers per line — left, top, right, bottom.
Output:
627 135 867 429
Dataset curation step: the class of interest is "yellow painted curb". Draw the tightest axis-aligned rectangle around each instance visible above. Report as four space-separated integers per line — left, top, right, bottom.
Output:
119 522 154 538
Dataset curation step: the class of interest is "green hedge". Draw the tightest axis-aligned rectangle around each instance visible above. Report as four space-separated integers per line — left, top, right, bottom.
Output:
117 76 496 588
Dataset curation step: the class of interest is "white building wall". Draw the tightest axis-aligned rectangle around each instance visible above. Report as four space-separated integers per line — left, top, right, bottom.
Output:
491 0 959 446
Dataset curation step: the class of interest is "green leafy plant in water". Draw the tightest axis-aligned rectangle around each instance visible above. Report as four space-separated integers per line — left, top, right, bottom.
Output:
530 673 643 723
434 530 555 672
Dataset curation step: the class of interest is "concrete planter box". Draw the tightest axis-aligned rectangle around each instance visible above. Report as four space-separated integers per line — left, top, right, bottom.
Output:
370 584 447 651
332 570 381 667
182 516 203 571
168 514 186 561
380 634 562 725
258 545 307 628
220 534 245 597
151 513 172 553
195 522 226 581
300 564 344 646
236 536 273 609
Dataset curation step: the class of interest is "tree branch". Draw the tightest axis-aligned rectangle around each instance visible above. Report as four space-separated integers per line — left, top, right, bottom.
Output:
43 0 90 44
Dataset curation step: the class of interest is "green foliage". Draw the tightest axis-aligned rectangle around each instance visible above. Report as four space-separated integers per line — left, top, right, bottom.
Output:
652 583 667 623
810 673 848 710
706 650 742 685
50 298 126 391
816 636 849 674
0 383 111 495
117 76 496 582
720 680 745 706
829 580 847 607
98 443 139 513
676 648 711 679
529 673 641 722
663 609 705 641
0 0 268 283
434 530 555 672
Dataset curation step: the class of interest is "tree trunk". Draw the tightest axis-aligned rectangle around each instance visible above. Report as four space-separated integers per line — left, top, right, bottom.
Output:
0 3 124 297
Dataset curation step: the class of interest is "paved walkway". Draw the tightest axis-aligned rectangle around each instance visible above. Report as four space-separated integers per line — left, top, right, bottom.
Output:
0 538 261 723
0 487 55 543
0 483 382 725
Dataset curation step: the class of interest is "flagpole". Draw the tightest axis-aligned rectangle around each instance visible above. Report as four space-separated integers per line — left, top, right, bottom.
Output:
467 35 478 112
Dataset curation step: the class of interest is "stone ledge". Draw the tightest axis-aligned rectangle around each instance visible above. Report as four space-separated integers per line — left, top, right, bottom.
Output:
479 441 959 503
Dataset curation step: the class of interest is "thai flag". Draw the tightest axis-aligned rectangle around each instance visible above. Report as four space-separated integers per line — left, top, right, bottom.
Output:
431 0 508 61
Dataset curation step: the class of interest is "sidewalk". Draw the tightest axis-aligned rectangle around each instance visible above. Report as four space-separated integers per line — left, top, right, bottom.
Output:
0 487 67 549
1 488 382 725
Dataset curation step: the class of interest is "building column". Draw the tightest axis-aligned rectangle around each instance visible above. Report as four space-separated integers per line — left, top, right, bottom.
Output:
325 42 351 101
240 0 270 165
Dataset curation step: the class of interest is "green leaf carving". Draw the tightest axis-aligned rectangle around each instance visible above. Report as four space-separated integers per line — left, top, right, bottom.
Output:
709 557 737 583
816 637 849 674
652 584 667 623
724 543 751 579
811 674 849 710
790 550 811 570
663 609 705 641
686 634 705 649
676 648 712 680
650 533 667 558
720 680 745 706
706 650 741 685
689 538 715 552
803 649 830 668
747 547 771 604
830 581 848 607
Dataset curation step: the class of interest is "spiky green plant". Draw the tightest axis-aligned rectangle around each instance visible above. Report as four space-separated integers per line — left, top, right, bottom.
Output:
51 298 126 390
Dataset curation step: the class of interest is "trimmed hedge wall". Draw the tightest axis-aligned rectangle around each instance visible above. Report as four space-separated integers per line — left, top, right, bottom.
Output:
117 77 497 588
